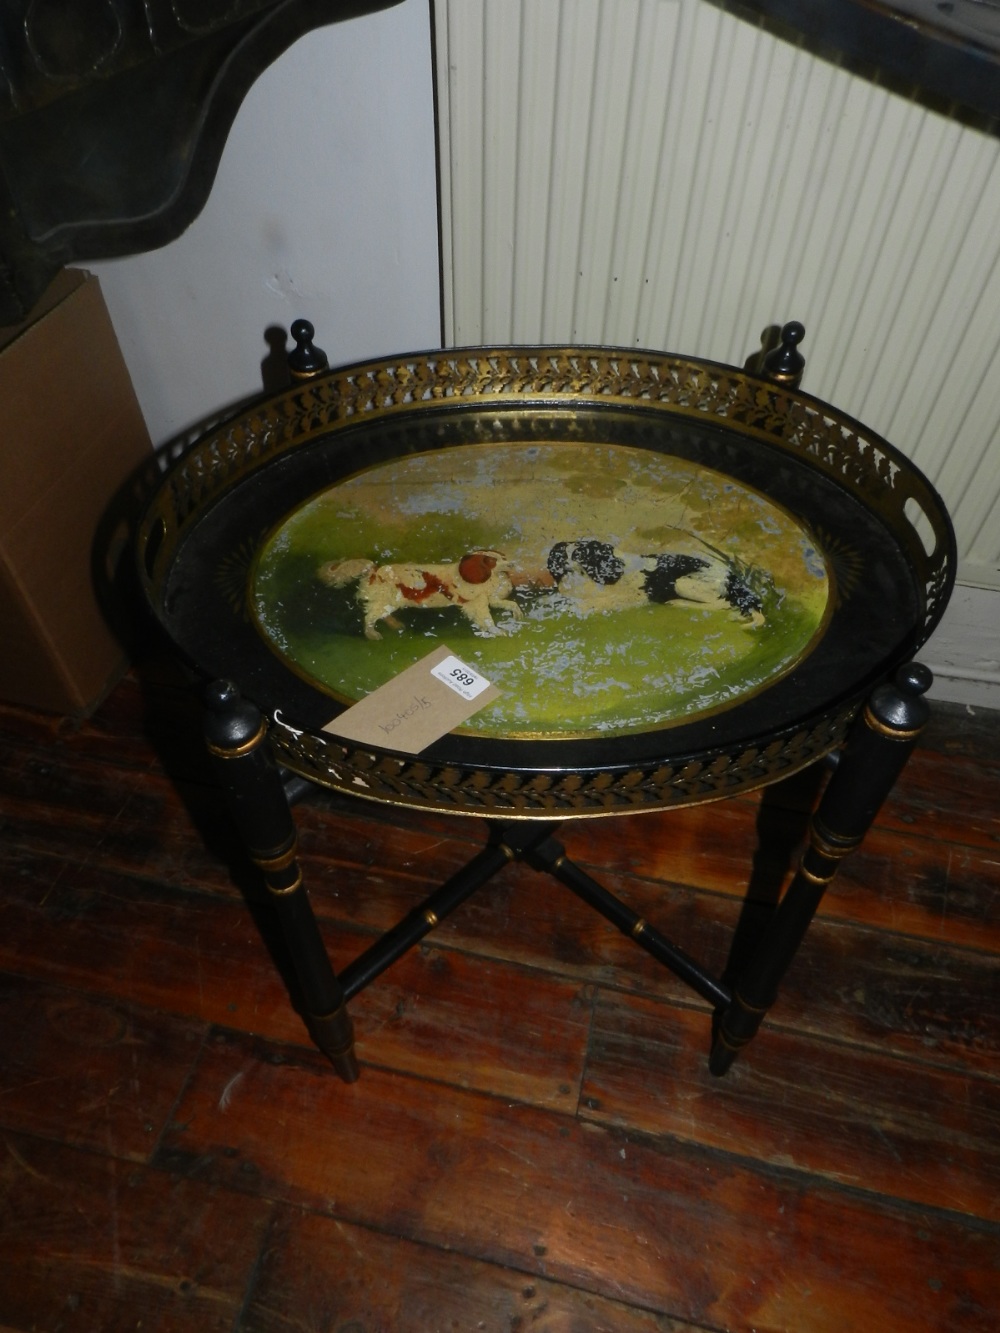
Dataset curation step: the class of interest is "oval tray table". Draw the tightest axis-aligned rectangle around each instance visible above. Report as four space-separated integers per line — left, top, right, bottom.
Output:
138 324 955 1082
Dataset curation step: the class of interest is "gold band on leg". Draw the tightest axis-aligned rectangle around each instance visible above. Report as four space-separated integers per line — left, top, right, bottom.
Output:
798 861 838 887
205 718 268 758
251 839 299 873
266 869 303 897
863 705 923 743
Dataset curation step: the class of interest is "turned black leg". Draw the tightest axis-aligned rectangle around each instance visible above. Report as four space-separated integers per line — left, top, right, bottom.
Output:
710 663 933 1075
203 680 359 1082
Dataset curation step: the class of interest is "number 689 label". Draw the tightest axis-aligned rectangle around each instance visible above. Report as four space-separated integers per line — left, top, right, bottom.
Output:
430 654 491 701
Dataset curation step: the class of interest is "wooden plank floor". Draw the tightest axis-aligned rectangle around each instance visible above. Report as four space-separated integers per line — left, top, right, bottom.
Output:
1 660 998 1331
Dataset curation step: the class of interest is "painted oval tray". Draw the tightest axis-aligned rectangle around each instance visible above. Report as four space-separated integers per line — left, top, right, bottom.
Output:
138 346 955 817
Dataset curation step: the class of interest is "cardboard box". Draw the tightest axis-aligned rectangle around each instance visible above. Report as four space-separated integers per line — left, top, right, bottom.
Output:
0 269 152 716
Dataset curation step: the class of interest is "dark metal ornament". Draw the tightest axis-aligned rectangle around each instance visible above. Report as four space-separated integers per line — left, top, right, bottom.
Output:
0 0 402 322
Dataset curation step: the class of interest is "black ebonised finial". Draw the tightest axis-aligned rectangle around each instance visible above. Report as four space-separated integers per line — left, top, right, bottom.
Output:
203 678 264 752
205 679 240 714
762 321 806 389
288 319 329 381
895 661 933 699
868 662 934 736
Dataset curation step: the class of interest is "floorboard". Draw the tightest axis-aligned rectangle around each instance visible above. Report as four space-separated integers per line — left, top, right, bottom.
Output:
0 667 998 1331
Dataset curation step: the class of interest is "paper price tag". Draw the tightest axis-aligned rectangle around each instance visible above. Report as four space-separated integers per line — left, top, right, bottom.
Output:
430 654 492 701
322 645 501 754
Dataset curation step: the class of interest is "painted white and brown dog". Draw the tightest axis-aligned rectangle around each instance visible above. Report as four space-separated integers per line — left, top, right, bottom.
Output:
317 550 522 639
545 539 765 626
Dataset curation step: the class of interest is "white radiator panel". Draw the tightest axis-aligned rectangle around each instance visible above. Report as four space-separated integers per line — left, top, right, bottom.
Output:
434 0 1000 584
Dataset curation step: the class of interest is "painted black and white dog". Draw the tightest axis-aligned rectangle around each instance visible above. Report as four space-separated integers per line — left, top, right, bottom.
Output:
545 539 765 625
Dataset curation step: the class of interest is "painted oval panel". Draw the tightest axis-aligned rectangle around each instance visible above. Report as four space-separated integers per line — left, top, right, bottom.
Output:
251 440 831 738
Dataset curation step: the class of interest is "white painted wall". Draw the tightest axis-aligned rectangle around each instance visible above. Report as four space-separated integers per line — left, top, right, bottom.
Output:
88 0 441 449
924 585 1000 709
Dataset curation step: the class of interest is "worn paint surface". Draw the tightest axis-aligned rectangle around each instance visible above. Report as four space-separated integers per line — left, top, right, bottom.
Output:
252 441 830 736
